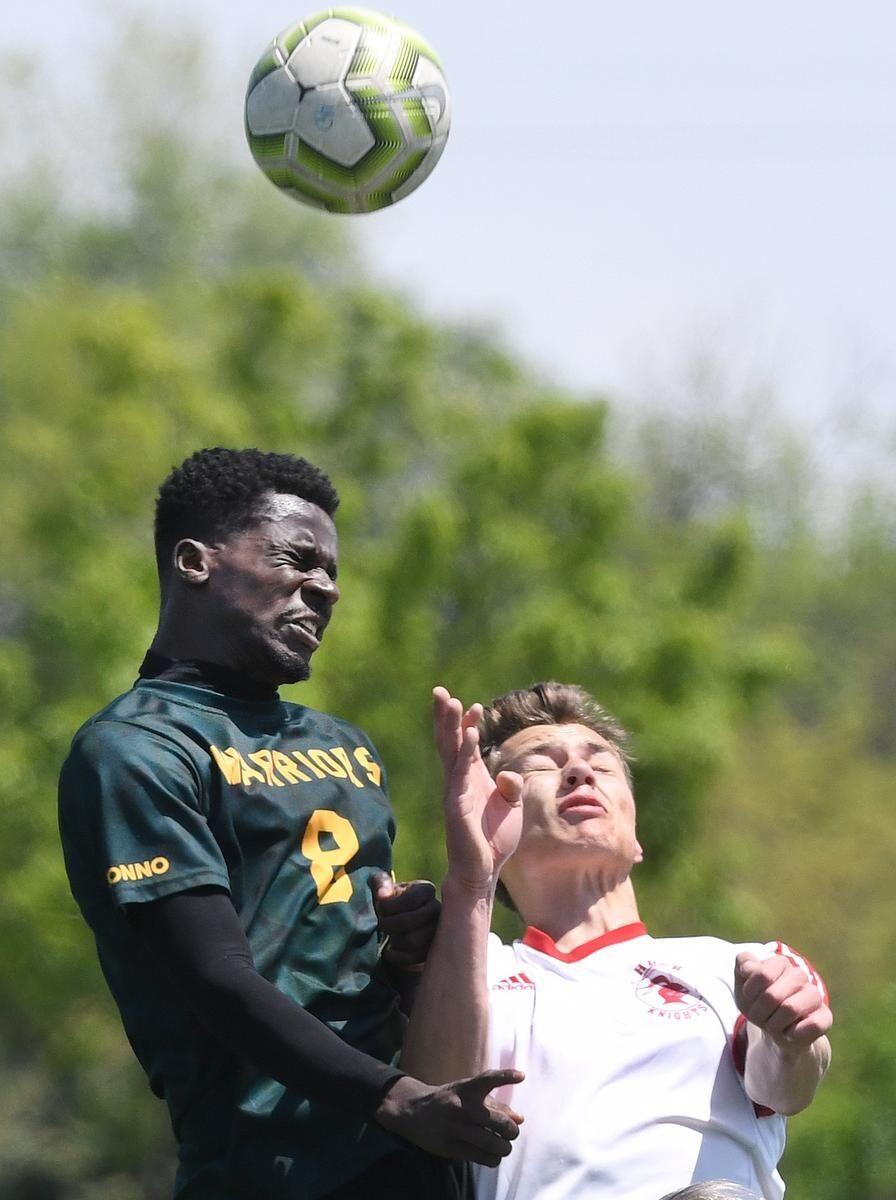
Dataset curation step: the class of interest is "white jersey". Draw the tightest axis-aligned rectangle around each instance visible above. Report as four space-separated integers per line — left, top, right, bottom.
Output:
476 923 826 1200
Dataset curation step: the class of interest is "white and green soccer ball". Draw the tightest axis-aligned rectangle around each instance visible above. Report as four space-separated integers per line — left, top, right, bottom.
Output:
245 8 451 214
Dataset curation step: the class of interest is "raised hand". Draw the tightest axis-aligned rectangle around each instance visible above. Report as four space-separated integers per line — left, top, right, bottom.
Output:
433 686 524 892
735 951 832 1047
370 871 440 971
374 1068 524 1166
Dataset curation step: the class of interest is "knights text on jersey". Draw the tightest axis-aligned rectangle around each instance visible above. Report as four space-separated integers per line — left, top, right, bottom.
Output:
476 923 825 1200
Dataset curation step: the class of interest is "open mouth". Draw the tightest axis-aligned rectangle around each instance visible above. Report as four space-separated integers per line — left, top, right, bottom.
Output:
284 618 321 651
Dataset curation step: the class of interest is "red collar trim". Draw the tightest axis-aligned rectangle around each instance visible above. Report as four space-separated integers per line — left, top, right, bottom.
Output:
522 921 648 962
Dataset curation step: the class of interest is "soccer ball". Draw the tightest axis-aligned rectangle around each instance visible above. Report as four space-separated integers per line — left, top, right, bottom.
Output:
245 8 451 214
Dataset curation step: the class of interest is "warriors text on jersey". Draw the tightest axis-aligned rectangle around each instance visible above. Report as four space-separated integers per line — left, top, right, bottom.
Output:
476 922 827 1200
59 674 403 1199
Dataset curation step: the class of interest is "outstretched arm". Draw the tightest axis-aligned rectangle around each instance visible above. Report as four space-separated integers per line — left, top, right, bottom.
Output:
736 950 832 1115
130 886 522 1165
400 688 524 1087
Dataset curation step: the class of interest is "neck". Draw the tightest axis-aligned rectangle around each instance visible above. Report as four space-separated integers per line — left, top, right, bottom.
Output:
140 647 279 702
513 871 641 953
150 633 228 670
151 605 231 668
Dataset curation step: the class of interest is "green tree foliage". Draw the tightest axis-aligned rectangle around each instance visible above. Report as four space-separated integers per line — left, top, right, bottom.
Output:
0 45 893 1200
623 400 896 1197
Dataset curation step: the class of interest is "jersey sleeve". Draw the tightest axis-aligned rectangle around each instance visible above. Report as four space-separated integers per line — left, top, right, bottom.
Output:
59 719 230 912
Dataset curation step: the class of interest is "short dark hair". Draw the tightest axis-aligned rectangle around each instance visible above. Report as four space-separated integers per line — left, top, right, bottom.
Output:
479 682 633 913
154 447 339 576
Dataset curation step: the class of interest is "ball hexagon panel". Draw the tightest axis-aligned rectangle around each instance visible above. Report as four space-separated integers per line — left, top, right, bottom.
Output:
245 66 300 137
293 84 376 166
287 18 363 89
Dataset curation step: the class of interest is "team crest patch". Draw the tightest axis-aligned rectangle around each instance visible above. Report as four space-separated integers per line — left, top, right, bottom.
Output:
634 962 708 1020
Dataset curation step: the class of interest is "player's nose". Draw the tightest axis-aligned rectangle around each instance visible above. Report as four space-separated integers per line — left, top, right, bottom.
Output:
303 569 340 606
563 757 595 787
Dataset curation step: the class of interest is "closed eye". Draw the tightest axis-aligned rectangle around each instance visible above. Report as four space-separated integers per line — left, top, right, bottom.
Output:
521 757 559 773
279 550 337 580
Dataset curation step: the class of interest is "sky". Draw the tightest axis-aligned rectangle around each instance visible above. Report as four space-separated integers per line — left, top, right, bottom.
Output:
4 1 895 461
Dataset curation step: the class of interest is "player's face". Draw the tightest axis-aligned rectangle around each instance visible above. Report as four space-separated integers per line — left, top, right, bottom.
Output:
495 723 641 872
206 494 340 685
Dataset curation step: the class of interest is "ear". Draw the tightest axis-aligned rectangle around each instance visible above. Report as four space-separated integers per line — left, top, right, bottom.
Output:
172 539 216 585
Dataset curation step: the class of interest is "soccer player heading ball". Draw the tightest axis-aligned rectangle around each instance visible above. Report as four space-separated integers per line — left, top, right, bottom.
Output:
403 683 833 1200
59 449 520 1200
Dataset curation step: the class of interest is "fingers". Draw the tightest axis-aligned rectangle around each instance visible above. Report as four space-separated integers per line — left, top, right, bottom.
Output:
736 952 832 1043
374 879 436 919
442 725 482 806
452 1070 525 1166
756 982 822 1038
374 878 440 967
449 1127 515 1168
453 723 481 771
460 1067 525 1099
786 1008 834 1043
736 953 788 1024
734 950 762 982
433 686 484 770
376 902 439 940
468 1105 522 1144
490 1100 525 1128
379 911 440 949
376 1070 526 1170
433 686 464 768
368 869 395 902
461 702 483 734
378 895 440 938
495 771 524 807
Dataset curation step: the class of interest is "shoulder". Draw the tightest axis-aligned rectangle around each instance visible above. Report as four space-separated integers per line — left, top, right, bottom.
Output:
286 702 379 749
648 934 753 975
65 708 200 769
648 933 822 985
60 704 205 809
670 935 819 973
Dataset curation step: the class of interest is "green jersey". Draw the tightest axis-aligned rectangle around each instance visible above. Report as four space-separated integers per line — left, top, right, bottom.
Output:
58 675 405 1198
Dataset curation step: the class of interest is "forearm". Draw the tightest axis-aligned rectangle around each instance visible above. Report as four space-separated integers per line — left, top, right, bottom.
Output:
744 1025 832 1115
189 955 402 1112
400 875 494 1083
133 891 525 1166
131 890 401 1116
